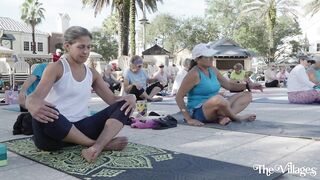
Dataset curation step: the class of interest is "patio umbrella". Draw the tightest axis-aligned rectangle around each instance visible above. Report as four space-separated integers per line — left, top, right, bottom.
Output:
0 46 14 54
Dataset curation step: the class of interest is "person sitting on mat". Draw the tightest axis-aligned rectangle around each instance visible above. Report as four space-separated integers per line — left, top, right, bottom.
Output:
175 43 263 126
102 64 121 93
230 63 246 83
123 55 163 102
18 63 48 112
171 58 192 95
264 63 279 87
26 26 136 163
287 55 320 104
152 63 173 93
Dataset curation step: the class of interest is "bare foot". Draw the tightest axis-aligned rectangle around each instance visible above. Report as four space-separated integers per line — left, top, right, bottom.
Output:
105 137 128 151
237 114 256 122
82 147 100 163
218 117 231 125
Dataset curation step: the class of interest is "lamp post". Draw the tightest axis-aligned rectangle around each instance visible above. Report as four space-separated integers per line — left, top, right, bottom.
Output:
139 0 149 51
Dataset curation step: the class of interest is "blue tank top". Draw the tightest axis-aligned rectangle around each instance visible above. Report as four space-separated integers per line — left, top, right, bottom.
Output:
187 67 221 110
315 69 320 90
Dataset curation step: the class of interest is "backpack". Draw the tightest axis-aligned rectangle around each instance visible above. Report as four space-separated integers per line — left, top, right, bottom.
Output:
13 113 33 135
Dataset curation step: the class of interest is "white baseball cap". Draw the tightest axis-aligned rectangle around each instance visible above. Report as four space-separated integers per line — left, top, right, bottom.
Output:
191 43 216 59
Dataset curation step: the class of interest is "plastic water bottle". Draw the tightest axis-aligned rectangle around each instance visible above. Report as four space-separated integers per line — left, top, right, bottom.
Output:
0 144 7 166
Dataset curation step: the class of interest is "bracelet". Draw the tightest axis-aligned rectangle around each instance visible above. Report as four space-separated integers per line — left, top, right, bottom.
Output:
181 108 187 112
246 82 251 92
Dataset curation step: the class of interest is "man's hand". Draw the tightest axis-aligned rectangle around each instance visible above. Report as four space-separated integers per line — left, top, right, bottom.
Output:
26 96 59 123
117 94 136 116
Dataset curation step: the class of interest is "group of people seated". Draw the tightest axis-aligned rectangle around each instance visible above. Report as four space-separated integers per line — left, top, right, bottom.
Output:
17 25 320 164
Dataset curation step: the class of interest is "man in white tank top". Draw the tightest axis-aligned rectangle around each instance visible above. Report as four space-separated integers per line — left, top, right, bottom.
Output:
26 26 136 163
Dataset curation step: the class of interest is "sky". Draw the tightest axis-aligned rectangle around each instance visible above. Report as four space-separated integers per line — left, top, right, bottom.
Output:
0 0 205 33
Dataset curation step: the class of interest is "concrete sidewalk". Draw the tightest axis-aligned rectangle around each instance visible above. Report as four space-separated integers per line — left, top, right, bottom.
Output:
0 88 319 180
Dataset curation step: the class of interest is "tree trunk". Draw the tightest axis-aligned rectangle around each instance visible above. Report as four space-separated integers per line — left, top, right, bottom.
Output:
117 0 130 57
267 0 276 62
129 0 136 55
31 23 36 54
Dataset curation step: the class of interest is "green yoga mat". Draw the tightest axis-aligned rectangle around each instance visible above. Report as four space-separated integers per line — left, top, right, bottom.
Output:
2 105 97 116
4 138 283 180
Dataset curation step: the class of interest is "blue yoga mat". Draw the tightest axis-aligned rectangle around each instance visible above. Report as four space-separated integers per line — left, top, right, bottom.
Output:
171 112 320 140
252 97 289 104
2 105 20 112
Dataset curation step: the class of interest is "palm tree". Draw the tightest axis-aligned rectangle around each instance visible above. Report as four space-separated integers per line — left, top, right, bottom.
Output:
305 0 320 17
129 0 162 55
243 0 298 62
82 0 161 57
21 0 45 54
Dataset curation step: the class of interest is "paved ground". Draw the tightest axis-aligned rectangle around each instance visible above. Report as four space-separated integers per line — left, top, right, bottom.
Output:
0 88 319 180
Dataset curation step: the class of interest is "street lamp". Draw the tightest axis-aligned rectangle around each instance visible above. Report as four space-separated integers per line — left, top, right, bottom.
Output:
139 0 149 51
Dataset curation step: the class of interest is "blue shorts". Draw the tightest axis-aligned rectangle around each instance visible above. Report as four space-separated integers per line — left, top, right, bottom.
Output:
191 106 208 123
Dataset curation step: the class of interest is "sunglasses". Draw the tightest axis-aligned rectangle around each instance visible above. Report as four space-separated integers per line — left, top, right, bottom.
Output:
159 66 164 68
137 65 142 68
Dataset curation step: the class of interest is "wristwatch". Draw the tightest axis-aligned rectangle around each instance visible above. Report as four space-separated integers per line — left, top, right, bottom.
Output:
246 82 251 92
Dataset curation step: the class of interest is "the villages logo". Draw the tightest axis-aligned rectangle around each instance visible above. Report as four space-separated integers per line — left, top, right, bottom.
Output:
253 162 317 177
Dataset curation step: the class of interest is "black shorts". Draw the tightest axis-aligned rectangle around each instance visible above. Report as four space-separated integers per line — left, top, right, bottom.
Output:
32 100 130 151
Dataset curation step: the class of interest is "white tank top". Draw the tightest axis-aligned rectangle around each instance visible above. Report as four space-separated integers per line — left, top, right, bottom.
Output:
45 57 93 122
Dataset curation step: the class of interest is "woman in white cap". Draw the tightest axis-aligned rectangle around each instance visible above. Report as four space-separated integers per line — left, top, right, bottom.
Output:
287 55 320 104
176 43 263 126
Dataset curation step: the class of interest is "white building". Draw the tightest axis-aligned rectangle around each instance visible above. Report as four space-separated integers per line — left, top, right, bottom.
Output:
298 1 320 55
57 13 70 33
0 17 49 56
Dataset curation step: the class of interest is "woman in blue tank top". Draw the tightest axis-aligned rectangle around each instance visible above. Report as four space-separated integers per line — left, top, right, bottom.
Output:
307 57 320 90
176 43 263 126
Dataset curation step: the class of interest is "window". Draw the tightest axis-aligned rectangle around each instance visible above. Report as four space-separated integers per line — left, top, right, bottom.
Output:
38 42 43 52
23 41 29 51
317 43 320 52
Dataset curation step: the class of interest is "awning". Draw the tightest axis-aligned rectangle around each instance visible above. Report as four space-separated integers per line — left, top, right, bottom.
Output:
1 33 16 41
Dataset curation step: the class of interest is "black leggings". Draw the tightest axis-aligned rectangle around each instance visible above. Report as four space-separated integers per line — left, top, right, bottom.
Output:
109 82 121 93
265 80 279 87
129 82 164 100
32 100 130 151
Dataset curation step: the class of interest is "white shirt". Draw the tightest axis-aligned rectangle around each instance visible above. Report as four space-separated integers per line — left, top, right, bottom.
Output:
264 68 278 83
171 68 188 95
287 64 315 92
45 58 93 122
153 70 169 85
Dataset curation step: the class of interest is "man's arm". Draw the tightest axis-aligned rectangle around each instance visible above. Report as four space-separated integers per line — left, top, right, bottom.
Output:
26 63 62 123
18 75 37 108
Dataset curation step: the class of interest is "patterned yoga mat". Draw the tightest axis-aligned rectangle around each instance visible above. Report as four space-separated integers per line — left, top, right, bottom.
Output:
4 138 284 180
